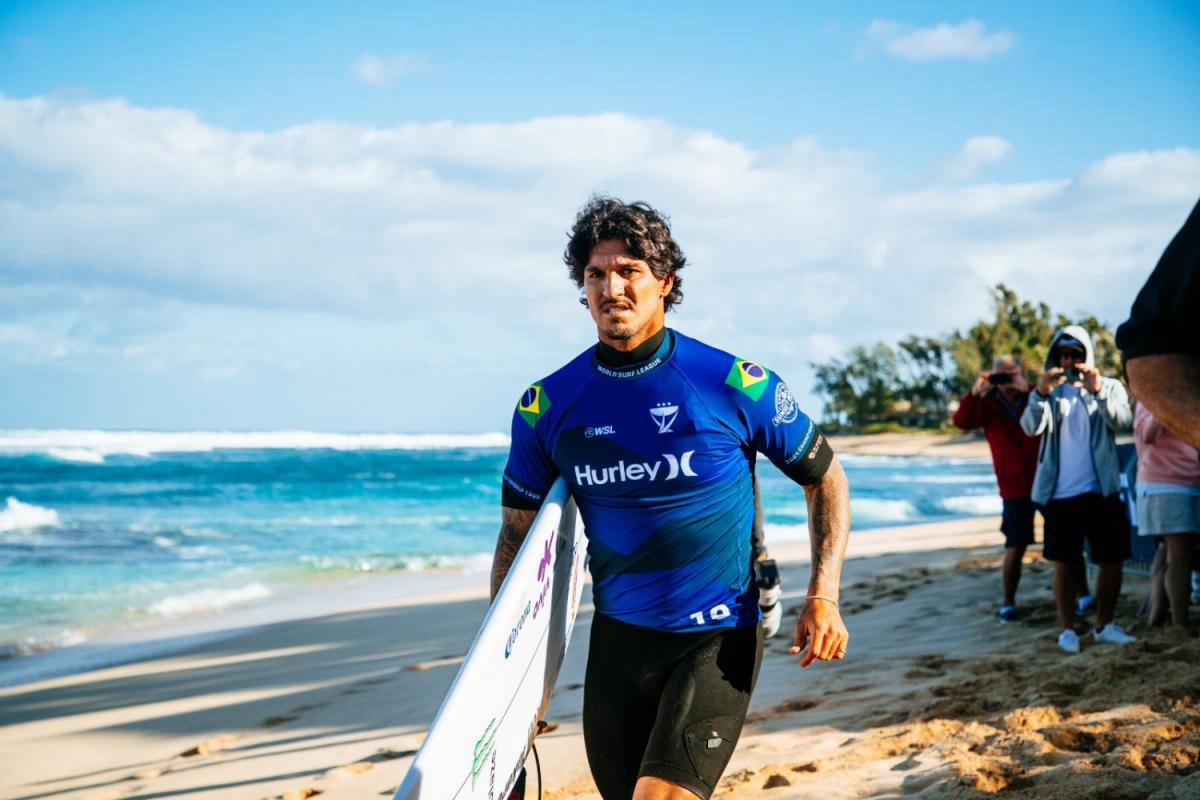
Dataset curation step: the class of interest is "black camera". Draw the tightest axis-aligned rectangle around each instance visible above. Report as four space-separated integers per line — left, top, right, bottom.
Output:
987 373 1013 386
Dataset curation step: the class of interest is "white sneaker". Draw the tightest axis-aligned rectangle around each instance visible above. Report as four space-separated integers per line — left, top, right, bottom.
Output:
1058 629 1081 654
1094 623 1136 645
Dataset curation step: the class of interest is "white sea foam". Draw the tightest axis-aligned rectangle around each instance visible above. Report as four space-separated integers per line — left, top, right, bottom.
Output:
45 447 106 463
762 523 810 543
940 495 1003 516
839 454 990 467
897 474 993 485
0 497 61 532
148 583 272 617
13 628 87 655
851 497 919 523
0 429 512 462
293 516 361 527
298 552 493 573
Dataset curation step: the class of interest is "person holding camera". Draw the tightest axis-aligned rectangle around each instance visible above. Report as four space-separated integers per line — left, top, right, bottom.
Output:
952 355 1046 622
1021 326 1134 653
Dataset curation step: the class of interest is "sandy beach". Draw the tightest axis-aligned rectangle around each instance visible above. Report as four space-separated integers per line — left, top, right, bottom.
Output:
828 432 991 460
3 504 1197 800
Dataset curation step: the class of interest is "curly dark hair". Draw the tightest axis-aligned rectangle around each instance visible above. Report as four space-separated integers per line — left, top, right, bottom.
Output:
564 196 687 312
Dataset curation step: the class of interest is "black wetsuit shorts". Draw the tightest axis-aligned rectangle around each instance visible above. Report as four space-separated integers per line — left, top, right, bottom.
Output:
582 611 763 799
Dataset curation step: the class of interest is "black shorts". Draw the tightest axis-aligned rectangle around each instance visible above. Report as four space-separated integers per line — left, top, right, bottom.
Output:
583 612 763 799
1000 497 1038 548
1042 492 1132 565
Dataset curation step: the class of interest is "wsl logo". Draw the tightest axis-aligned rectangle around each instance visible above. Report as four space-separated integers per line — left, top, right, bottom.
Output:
772 382 799 426
574 451 698 486
649 402 679 434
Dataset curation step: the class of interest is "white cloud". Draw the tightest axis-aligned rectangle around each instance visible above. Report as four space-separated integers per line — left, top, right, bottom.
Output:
353 53 426 86
0 93 1195 426
867 19 1013 62
940 135 1012 182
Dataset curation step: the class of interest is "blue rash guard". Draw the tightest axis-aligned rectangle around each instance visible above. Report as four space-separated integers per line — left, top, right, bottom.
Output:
502 329 832 633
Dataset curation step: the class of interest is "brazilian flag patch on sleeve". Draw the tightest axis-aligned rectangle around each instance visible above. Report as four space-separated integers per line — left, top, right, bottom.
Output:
517 383 551 428
725 359 771 401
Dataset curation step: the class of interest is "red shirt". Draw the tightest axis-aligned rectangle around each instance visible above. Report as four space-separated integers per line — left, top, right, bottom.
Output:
952 389 1040 500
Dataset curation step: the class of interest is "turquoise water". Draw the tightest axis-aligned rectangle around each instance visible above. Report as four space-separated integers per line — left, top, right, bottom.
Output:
0 431 998 655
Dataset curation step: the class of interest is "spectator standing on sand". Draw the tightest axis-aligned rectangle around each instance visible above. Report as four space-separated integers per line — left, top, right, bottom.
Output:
953 355 1059 622
1021 326 1135 654
1134 402 1200 628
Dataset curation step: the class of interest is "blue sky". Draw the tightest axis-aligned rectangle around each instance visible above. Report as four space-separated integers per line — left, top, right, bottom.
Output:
1 2 1198 432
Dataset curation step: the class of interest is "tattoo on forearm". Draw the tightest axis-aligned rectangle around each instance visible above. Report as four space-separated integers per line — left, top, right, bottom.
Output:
491 507 537 600
804 459 851 599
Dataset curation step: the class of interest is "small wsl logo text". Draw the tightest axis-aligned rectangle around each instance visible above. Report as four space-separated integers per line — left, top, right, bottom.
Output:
585 424 616 438
650 402 679 434
574 451 698 486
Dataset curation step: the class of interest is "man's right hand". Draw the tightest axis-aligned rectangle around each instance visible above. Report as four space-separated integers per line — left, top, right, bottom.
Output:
971 372 991 397
1036 367 1064 396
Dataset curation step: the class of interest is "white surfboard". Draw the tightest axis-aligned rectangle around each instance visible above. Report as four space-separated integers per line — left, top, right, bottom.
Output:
396 478 586 800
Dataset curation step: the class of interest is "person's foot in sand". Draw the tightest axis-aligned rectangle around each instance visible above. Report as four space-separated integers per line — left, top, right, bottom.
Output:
1093 622 1136 645
1057 628 1081 654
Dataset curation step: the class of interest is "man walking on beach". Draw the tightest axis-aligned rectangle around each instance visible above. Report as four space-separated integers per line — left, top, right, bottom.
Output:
1021 326 1135 654
492 197 851 799
952 356 1046 622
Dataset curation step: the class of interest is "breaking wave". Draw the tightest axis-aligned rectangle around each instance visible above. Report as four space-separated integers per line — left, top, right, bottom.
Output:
0 497 61 533
852 497 920 523
939 495 1003 516
148 583 273 617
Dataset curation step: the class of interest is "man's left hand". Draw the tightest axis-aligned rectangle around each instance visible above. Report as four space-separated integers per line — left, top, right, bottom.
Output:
1078 364 1102 394
789 598 848 668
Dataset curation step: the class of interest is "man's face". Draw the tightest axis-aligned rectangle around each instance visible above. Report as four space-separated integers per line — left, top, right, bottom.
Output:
584 239 673 348
994 358 1022 378
1056 347 1086 370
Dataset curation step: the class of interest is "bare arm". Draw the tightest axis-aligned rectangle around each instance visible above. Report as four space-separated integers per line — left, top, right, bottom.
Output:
803 456 850 601
490 506 538 601
790 455 851 667
1127 354 1200 449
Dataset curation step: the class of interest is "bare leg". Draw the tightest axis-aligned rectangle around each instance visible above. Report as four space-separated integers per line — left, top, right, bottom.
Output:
1147 542 1169 626
1095 562 1124 630
1073 555 1091 600
634 776 701 800
1053 561 1076 632
1002 546 1025 607
1165 534 1194 627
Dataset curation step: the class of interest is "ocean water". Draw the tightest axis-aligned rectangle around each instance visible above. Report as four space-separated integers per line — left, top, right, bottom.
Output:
0 430 998 658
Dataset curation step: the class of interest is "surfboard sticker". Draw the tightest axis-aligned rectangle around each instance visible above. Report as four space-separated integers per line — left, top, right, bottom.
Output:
396 479 586 800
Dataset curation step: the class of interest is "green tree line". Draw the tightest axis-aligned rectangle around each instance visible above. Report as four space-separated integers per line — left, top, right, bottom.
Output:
812 285 1123 431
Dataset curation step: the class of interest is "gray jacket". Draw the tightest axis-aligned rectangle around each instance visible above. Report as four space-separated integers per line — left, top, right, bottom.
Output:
1020 325 1133 505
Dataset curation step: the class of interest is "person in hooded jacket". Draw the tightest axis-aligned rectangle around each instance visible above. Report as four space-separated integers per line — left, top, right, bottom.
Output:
1021 326 1135 654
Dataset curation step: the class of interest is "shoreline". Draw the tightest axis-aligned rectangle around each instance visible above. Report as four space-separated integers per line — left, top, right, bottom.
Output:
3 513 1196 800
829 431 989 459
0 516 997 798
0 568 488 690
0 512 997 690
